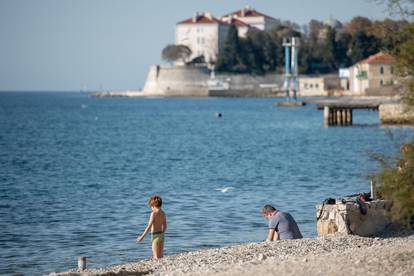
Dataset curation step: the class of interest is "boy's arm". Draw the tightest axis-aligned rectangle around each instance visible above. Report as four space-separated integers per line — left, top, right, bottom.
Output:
163 213 167 233
137 212 154 241
266 229 275 241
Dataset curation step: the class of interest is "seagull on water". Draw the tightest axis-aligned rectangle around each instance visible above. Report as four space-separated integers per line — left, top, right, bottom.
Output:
215 187 234 193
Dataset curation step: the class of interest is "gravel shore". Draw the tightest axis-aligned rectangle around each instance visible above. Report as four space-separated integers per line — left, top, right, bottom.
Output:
51 233 414 276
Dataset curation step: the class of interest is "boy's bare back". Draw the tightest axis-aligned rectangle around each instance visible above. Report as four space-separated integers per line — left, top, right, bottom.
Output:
151 209 166 233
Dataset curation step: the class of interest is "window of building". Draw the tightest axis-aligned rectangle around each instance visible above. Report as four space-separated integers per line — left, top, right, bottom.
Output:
315 84 319 88
380 79 384 86
356 70 368 79
304 83 308 89
310 84 313 88
380 66 384 74
201 37 205 44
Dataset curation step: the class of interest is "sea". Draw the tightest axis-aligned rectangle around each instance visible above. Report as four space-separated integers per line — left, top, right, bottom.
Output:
0 92 411 275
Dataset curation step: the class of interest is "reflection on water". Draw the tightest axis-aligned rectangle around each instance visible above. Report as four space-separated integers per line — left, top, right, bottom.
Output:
0 92 411 275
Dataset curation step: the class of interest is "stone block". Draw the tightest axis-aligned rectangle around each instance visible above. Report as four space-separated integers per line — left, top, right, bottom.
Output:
379 103 414 124
316 200 392 236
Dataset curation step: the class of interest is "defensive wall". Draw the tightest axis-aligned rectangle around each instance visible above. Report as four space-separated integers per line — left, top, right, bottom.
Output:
142 64 284 97
143 64 210 96
142 64 345 97
140 64 401 98
209 73 284 97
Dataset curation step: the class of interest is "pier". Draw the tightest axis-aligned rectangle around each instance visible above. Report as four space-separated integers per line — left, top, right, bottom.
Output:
323 106 354 126
309 98 400 127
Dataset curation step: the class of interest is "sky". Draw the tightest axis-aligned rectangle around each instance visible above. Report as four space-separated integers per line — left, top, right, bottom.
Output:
0 0 391 92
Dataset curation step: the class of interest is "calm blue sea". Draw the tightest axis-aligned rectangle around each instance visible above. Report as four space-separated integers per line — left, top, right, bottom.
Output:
0 92 411 275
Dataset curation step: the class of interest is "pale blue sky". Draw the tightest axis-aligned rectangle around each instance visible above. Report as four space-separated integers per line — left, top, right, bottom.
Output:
0 0 390 91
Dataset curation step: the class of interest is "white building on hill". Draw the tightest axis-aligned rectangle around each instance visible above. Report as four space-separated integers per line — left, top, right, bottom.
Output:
348 52 396 95
221 17 253 38
221 5 280 32
176 12 229 64
175 6 279 63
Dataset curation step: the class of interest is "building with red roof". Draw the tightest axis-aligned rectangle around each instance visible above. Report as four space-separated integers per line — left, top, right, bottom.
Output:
358 52 395 65
221 5 280 32
348 52 397 95
175 6 280 64
176 12 230 63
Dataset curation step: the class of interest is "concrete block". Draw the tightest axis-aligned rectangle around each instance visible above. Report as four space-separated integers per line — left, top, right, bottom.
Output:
316 200 392 236
380 103 414 124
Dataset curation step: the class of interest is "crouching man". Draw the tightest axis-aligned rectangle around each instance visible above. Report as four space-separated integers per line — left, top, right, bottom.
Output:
262 204 303 241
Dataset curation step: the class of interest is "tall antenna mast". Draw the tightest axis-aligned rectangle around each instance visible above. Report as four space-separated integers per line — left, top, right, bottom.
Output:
283 37 300 100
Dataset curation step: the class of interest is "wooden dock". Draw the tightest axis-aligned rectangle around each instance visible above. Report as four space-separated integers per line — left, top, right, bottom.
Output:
307 98 400 127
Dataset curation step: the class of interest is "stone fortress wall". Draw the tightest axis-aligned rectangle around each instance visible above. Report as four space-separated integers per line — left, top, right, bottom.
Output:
142 64 286 97
143 64 210 96
124 64 398 98
210 73 284 97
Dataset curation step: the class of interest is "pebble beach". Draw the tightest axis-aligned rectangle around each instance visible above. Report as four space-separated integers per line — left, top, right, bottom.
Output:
51 232 414 276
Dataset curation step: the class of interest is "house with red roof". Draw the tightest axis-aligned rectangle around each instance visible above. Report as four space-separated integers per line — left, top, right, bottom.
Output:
221 17 253 38
348 52 396 95
221 5 280 32
176 12 230 64
175 6 279 64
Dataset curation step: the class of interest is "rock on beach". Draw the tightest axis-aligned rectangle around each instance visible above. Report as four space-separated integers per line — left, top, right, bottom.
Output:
50 233 414 276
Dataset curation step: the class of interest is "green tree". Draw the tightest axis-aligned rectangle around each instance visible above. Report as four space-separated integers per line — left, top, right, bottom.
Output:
245 29 274 74
345 16 373 36
243 35 264 75
396 24 414 105
335 32 352 68
307 19 326 44
349 30 380 64
374 142 414 228
371 19 409 52
372 0 414 230
161 44 192 63
269 24 301 72
262 34 278 72
216 25 243 72
299 41 313 73
376 0 414 105
322 27 338 71
214 11 410 76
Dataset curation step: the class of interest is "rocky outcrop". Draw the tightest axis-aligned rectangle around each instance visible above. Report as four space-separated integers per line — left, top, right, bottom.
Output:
316 200 393 236
379 103 414 124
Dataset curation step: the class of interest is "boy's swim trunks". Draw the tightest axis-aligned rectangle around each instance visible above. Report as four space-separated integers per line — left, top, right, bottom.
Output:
151 232 164 244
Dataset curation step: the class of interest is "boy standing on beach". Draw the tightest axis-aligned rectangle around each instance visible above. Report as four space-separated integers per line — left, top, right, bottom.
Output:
262 204 302 241
137 196 167 259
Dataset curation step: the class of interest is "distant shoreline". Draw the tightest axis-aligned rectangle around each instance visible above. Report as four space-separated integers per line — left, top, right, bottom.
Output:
0 90 90 93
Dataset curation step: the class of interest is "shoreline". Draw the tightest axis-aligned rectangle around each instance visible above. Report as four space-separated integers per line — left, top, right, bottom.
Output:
50 232 414 276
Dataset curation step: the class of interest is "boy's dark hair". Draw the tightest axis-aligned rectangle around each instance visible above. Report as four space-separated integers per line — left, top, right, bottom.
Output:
262 204 276 214
148 195 162 207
